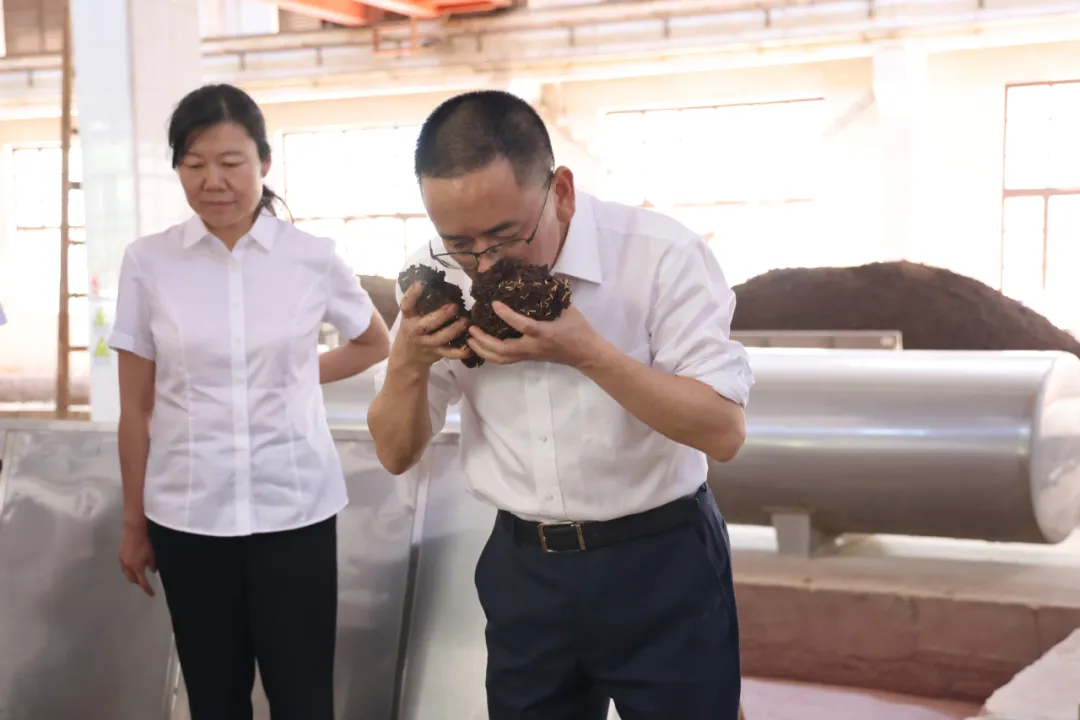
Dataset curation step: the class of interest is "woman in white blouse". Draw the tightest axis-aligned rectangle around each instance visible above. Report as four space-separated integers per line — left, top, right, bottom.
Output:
109 83 390 720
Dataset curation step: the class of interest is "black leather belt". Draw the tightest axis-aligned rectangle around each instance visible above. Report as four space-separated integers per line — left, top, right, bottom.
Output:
504 484 706 553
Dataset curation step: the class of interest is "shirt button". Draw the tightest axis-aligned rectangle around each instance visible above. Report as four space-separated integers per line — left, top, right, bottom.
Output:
538 434 548 443
545 493 555 502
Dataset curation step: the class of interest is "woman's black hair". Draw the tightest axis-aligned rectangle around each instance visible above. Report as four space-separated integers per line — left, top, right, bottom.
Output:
167 83 289 220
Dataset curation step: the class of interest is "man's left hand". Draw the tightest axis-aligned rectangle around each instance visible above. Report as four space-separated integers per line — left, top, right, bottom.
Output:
467 303 606 368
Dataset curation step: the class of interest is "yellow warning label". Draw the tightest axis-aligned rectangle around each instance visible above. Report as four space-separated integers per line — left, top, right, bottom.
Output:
93 308 108 327
93 338 110 358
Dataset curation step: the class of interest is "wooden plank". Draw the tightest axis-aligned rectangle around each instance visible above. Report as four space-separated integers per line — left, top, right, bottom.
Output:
54 0 74 419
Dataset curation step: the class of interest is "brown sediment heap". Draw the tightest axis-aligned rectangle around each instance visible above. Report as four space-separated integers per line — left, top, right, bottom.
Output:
731 261 1080 355
358 275 398 329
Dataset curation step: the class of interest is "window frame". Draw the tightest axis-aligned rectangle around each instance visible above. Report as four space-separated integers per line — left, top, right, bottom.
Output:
1000 79 1080 295
9 142 89 356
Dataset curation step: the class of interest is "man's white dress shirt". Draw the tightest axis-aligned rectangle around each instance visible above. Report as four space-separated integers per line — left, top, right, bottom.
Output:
109 213 375 537
376 191 754 523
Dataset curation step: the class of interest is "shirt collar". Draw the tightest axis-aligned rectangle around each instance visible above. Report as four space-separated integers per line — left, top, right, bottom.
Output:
181 211 278 251
551 190 603 285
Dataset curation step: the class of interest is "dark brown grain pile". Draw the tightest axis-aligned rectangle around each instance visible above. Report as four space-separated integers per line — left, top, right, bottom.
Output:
396 264 471 356
731 261 1080 355
468 259 574 368
358 275 398 329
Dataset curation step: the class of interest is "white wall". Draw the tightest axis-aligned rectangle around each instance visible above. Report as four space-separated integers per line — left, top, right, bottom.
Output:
2 39 1079 387
200 0 277 37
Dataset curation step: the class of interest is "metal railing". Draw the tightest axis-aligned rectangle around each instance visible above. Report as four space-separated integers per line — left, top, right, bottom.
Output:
731 329 902 350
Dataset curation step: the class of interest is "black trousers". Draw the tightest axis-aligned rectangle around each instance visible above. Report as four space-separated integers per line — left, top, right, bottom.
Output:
147 515 338 720
476 486 741 720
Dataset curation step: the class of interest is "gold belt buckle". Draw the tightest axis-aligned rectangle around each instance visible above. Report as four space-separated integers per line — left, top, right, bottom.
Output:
537 521 587 552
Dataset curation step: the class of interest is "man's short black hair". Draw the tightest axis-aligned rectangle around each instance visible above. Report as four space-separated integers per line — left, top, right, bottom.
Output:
414 89 554 188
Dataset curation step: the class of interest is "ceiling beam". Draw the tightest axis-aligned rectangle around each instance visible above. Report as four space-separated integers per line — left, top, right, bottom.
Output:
266 0 511 25
436 0 513 8
436 0 513 11
265 0 372 26
358 0 441 19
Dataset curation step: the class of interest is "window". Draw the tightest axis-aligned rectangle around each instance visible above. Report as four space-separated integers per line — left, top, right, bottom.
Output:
1002 80 1080 331
281 127 435 278
3 0 65 55
9 144 89 376
598 99 826 285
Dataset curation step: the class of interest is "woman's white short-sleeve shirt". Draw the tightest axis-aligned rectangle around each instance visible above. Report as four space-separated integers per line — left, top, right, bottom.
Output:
108 213 374 537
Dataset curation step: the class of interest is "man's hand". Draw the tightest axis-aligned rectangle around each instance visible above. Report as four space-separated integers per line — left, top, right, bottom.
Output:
466 302 607 368
389 281 472 371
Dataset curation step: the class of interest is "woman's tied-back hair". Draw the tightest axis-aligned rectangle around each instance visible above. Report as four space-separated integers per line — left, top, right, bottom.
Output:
414 89 555 189
167 83 286 218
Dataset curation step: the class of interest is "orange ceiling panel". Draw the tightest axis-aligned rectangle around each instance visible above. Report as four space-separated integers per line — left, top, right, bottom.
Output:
356 0 440 18
268 0 512 24
272 0 373 26
345 0 512 18
432 0 512 10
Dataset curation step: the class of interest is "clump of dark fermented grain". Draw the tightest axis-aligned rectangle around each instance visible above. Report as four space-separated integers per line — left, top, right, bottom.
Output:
467 259 573 368
396 264 471 355
731 261 1080 355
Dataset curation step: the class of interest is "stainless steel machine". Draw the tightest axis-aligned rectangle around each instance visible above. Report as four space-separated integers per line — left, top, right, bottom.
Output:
711 348 1080 554
2 348 1079 719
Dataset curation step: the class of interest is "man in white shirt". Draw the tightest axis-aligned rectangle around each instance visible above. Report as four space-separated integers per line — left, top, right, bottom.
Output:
369 90 753 720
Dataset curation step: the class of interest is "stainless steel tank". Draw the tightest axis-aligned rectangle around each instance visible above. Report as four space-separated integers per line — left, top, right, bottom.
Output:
709 348 1080 552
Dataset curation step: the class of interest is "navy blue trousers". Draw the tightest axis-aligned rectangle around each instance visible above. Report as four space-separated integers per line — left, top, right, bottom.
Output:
475 486 741 720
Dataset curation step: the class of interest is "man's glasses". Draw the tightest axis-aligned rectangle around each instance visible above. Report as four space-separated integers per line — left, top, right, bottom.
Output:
429 173 553 271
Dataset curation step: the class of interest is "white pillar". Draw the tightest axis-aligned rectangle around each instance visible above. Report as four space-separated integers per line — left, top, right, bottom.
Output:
872 42 928 263
71 0 202 422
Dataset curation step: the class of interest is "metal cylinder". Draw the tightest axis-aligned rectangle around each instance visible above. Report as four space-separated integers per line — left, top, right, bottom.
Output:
708 348 1080 546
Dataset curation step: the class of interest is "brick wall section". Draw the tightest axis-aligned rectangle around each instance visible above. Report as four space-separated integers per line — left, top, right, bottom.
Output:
731 546 1080 704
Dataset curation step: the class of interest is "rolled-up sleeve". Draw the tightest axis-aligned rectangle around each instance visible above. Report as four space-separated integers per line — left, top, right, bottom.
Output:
372 277 462 434
108 246 156 361
323 251 373 341
647 238 754 407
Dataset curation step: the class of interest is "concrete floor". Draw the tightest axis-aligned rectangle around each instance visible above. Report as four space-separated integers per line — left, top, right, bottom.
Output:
173 674 980 719
741 678 980 720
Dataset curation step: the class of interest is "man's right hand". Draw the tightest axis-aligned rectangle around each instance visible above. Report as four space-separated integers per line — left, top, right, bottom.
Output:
389 281 472 370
